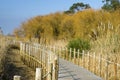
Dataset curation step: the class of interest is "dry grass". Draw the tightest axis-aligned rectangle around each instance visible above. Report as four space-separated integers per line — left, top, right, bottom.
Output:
88 23 120 79
0 42 35 80
90 23 120 62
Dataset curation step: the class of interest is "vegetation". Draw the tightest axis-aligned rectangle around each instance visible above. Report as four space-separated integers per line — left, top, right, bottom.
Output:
14 10 120 40
90 22 120 55
67 38 90 52
0 44 35 80
14 1 120 55
102 0 120 11
64 2 91 14
67 38 90 57
1 1 120 80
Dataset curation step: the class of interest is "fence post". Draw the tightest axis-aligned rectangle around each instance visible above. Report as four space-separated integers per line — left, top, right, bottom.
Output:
77 49 80 65
28 45 31 66
65 48 68 60
35 68 42 80
105 54 109 80
99 54 102 77
48 62 53 80
73 48 76 64
23 43 26 63
69 48 72 62
63 47 66 60
13 75 21 80
20 42 22 57
25 43 27 53
82 50 85 67
20 42 22 52
23 43 25 52
114 57 117 80
93 52 96 74
52 58 58 80
87 52 90 70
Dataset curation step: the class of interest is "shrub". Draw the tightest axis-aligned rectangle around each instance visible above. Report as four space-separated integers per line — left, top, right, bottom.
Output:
67 38 90 57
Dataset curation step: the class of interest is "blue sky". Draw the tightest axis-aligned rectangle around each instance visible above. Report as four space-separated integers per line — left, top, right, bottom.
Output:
0 0 103 35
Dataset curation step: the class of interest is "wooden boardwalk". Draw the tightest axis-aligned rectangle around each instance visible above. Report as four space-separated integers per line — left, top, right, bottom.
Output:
58 59 102 80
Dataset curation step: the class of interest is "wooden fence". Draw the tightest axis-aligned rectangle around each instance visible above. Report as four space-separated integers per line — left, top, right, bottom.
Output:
1 36 120 80
43 45 120 80
0 36 9 47
0 36 59 80
19 42 59 80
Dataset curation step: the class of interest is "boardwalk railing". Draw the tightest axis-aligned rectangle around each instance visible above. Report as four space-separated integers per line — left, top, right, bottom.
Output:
44 45 120 80
0 36 59 80
19 42 59 80
1 36 120 80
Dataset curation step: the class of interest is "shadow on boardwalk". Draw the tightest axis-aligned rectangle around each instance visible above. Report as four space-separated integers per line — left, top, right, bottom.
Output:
58 59 102 80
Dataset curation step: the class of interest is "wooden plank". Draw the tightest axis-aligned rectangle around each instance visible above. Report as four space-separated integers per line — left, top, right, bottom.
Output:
13 75 21 80
35 68 42 80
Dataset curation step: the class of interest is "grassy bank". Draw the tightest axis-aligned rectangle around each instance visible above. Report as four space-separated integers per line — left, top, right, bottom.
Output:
0 44 35 80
